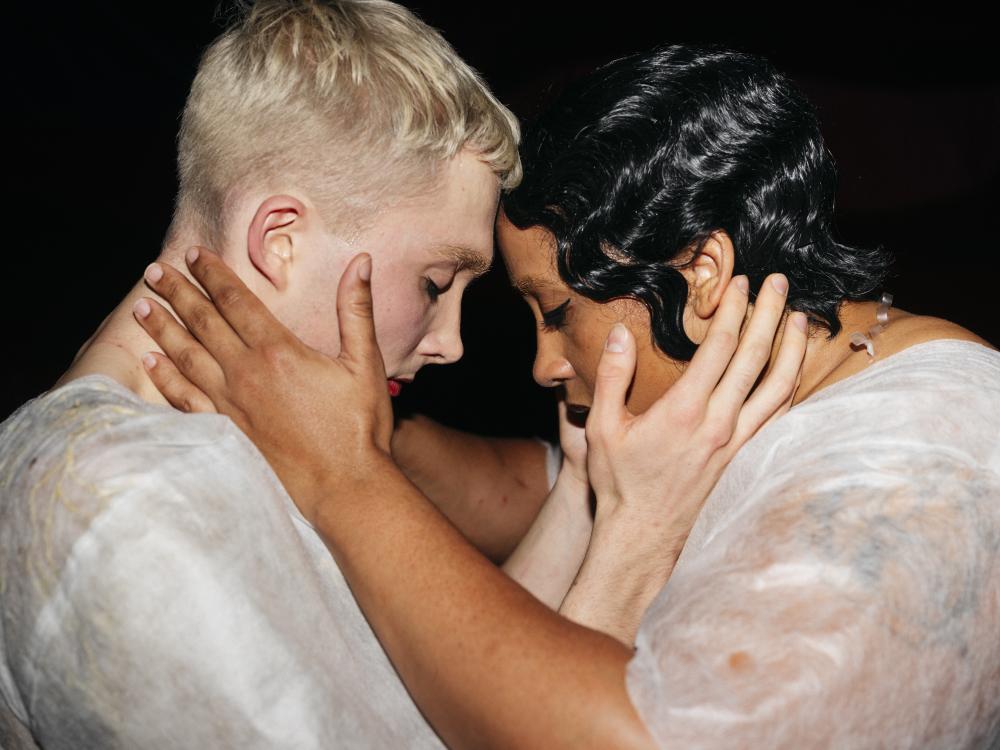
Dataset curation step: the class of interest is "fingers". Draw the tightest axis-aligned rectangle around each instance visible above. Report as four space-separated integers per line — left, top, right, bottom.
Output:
140 352 218 414
674 275 751 405
335 254 385 379
182 247 285 348
730 310 808 447
588 323 636 436
133 296 227 399
141 257 246 365
709 272 790 418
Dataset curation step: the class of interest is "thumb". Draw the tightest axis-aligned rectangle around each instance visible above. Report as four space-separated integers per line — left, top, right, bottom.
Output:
589 323 637 435
336 253 384 379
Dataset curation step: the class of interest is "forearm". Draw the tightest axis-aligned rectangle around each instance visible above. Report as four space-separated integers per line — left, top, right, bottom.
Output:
560 520 682 646
311 453 655 750
501 470 594 609
391 415 552 562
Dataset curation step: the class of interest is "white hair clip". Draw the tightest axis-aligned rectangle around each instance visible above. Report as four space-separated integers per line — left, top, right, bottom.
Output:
849 292 893 357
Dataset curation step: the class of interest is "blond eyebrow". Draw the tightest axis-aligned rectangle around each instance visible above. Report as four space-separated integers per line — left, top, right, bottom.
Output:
435 245 492 277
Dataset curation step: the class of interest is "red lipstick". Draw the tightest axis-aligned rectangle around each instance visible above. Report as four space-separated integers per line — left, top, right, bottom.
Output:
388 380 402 397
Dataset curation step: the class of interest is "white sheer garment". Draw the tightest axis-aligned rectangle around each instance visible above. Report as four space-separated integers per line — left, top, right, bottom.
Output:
0 375 443 749
627 339 1000 749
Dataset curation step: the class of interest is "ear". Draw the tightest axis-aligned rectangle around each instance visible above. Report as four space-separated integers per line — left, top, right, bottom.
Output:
678 229 735 320
247 195 308 292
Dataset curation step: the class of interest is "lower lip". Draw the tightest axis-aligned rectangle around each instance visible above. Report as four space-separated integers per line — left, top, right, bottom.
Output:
388 380 402 397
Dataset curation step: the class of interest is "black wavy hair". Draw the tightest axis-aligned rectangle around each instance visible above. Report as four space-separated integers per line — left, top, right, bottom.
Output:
502 44 894 360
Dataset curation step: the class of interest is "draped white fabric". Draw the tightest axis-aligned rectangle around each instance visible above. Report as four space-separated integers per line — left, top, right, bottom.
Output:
627 339 1000 749
0 375 443 749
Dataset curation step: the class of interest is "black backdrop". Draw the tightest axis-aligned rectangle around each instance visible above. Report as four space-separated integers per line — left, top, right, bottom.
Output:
5 6 998 440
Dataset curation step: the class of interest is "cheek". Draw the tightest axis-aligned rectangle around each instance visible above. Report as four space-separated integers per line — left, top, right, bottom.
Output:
371 284 430 359
625 342 687 414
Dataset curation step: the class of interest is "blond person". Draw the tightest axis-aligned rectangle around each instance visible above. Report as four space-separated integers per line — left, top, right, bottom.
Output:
0 2 519 746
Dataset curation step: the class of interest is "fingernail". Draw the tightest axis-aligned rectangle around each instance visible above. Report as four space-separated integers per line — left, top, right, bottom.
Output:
133 299 151 319
734 276 749 294
359 256 372 282
793 312 808 332
772 275 789 294
186 247 200 265
144 263 163 284
606 323 627 353
141 352 157 370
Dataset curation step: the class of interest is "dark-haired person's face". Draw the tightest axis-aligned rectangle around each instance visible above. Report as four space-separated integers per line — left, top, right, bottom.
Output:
497 209 688 414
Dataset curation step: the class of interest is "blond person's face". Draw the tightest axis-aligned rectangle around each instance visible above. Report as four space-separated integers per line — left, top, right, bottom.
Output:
496 208 690 414
279 149 499 391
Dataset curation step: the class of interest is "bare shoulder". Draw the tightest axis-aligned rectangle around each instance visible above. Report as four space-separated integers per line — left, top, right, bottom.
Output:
881 311 997 355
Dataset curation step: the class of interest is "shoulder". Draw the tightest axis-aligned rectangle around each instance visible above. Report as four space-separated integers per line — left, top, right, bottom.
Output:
0 374 298 649
883 312 995 351
629 445 1000 747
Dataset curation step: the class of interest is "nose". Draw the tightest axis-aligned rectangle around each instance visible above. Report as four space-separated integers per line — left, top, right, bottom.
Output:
420 302 464 365
532 332 575 387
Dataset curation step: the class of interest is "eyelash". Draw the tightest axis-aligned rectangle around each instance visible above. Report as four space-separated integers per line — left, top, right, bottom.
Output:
540 299 570 331
424 277 444 302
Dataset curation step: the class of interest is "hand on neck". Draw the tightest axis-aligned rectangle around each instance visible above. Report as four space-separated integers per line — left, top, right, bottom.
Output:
55 238 208 406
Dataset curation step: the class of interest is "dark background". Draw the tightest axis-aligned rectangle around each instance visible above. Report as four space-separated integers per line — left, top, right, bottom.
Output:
5 6 998 438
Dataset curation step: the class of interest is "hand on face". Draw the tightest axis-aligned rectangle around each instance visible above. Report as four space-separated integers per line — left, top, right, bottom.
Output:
134 248 392 525
585 272 806 563
557 273 807 643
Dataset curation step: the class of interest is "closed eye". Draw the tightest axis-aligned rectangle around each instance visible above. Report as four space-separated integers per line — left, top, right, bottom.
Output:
540 299 570 331
424 275 455 302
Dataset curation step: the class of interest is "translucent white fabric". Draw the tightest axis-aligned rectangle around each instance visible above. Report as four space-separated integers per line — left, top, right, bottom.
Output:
0 375 443 749
627 339 1000 749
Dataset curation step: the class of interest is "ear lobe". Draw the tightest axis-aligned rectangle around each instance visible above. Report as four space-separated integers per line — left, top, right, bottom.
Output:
247 195 308 292
681 230 735 319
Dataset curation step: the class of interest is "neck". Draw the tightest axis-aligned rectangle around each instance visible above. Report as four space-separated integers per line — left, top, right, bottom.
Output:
773 297 905 408
56 237 206 405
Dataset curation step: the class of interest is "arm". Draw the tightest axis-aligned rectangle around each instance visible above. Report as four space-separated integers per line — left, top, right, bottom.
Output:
391 414 553 563
133 251 804 748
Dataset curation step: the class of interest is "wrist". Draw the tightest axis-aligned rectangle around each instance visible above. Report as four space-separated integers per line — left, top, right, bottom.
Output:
307 444 395 528
560 518 681 642
555 460 590 496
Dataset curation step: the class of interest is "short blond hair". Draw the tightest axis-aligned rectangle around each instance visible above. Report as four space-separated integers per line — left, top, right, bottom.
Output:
171 0 521 243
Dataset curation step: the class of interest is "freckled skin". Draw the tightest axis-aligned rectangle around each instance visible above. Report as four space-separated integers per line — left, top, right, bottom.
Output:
496 209 689 414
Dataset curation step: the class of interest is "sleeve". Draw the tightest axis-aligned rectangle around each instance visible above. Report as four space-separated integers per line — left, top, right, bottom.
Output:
625 452 1000 750
14 430 377 750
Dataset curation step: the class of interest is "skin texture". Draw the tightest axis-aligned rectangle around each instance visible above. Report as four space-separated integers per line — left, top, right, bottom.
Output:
130 246 810 748
390 415 553 563
57 148 499 404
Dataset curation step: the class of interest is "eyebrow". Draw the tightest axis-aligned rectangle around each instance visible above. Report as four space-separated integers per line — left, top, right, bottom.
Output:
513 275 560 297
435 245 492 278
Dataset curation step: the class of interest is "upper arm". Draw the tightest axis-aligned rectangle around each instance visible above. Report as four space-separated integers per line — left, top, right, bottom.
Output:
23 487 300 747
625 463 1000 749
392 415 555 561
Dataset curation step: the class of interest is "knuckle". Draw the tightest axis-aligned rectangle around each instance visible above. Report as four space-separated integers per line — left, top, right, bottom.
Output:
767 371 795 396
216 285 243 310
747 340 771 365
159 273 181 300
704 417 734 449
713 330 737 352
175 347 199 375
671 399 703 428
347 296 374 319
260 341 293 371
187 304 212 335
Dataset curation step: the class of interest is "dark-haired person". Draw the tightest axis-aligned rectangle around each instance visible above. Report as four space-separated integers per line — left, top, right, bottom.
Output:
135 44 1000 749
